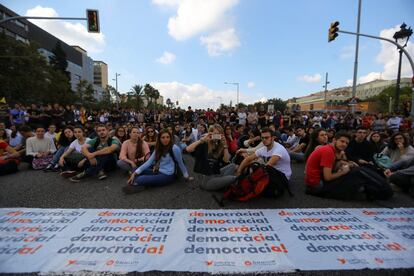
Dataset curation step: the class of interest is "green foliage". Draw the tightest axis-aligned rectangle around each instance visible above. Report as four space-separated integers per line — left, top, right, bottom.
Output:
49 41 68 74
365 86 411 112
0 34 74 104
76 80 95 108
143 83 160 109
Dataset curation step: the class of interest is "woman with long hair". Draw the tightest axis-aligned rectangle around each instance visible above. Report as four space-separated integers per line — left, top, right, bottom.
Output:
117 127 150 174
123 129 192 194
59 126 90 177
114 126 128 143
368 131 387 154
381 132 414 163
44 126 75 171
143 126 157 153
304 128 329 160
186 124 230 176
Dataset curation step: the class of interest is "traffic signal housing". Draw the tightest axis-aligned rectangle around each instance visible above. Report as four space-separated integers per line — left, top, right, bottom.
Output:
328 21 339 42
87 9 100 33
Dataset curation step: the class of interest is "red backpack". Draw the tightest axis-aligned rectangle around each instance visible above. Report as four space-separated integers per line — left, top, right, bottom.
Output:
213 162 293 206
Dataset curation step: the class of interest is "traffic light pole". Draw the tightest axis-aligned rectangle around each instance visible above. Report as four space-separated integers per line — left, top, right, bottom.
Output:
0 16 86 25
338 29 414 117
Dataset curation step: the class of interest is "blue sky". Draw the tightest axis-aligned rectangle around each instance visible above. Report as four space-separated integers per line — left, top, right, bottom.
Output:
2 0 414 108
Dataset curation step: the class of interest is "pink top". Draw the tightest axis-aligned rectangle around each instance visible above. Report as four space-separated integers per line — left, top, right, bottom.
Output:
119 139 150 162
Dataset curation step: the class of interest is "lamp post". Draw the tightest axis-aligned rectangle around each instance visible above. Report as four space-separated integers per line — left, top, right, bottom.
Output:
393 23 413 113
322 72 330 112
224 82 239 107
112 73 121 109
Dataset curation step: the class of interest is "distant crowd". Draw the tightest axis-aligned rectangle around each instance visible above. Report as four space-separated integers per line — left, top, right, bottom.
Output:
1 102 413 200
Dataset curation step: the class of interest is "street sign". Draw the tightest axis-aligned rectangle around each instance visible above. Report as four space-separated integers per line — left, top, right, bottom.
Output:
348 97 358 105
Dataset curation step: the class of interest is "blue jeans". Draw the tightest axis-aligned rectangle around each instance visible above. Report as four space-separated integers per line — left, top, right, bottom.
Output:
84 148 117 176
51 146 68 165
133 169 176 187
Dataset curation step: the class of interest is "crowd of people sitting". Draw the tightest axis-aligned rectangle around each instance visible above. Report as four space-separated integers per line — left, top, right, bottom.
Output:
1 102 414 200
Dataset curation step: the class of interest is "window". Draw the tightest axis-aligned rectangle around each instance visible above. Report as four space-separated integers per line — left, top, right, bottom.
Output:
14 20 26 29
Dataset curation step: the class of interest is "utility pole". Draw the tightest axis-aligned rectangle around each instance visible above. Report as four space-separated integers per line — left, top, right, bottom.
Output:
323 72 330 112
351 0 362 113
113 73 120 109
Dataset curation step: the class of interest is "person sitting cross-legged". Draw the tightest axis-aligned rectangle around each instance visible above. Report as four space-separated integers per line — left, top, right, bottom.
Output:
123 129 193 194
117 127 150 174
70 124 120 182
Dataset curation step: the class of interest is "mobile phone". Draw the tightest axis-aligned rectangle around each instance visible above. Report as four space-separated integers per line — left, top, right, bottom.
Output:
212 134 221 140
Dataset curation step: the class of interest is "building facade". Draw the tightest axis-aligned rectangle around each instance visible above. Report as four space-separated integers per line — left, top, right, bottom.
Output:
93 61 108 89
0 4 106 97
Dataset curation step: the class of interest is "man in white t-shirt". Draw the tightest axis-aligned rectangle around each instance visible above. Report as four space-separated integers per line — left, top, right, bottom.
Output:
237 128 292 180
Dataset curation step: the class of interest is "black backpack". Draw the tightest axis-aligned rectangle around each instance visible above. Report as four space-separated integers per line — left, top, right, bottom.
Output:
358 166 393 200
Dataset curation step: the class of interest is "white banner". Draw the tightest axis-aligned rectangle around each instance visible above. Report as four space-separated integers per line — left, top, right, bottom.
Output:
0 208 413 273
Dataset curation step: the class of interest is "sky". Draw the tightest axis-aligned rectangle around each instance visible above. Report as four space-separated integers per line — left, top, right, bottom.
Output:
2 0 414 109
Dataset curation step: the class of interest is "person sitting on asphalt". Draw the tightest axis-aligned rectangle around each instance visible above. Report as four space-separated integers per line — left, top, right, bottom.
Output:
384 156 414 197
58 126 90 178
44 126 75 172
368 131 387 154
44 124 57 143
236 128 292 188
0 139 20 176
26 126 57 169
8 125 23 151
186 124 231 178
70 124 120 182
123 129 192 194
117 127 150 174
304 128 328 161
288 126 309 162
380 132 414 163
305 132 362 199
143 126 157 153
345 126 374 166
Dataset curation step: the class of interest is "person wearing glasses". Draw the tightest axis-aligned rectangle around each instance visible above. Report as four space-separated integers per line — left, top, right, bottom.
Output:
236 128 292 185
380 133 414 163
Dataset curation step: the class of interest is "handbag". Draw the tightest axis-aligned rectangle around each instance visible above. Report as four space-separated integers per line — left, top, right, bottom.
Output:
373 153 392 169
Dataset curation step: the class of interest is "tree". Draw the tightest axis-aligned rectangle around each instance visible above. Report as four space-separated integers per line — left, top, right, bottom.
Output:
49 42 68 73
365 86 411 113
131 84 145 109
76 80 95 108
143 84 160 109
0 34 74 104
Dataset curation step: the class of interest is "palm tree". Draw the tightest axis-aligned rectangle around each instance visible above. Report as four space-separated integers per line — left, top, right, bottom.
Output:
131 84 144 109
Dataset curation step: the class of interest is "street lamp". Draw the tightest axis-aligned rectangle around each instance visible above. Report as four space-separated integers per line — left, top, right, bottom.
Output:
112 73 121 109
224 82 239 106
322 72 330 112
393 23 412 113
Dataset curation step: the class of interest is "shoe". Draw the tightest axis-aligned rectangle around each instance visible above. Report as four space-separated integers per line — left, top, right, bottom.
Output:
70 172 87 183
43 164 54 172
60 171 78 178
98 170 107 180
52 164 60 172
122 185 146 194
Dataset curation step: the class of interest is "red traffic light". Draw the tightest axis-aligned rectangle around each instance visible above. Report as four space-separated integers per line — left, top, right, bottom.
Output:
87 9 100 33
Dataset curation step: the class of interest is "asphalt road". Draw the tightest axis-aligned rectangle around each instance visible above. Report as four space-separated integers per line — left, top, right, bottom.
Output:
0 156 413 275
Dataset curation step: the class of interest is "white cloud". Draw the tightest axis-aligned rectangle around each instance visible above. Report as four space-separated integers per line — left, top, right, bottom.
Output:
156 51 176 64
151 0 180 8
247 81 255 88
346 79 353 86
200 28 240 56
354 25 414 85
151 81 260 109
25 6 105 54
153 0 238 41
153 0 240 55
298 74 322 83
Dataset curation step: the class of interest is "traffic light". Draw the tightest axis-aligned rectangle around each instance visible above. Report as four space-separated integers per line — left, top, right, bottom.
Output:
87 9 99 33
328 21 339 42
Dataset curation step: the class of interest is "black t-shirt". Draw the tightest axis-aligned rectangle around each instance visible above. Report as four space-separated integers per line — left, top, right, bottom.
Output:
193 143 223 175
27 108 40 124
298 135 310 153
